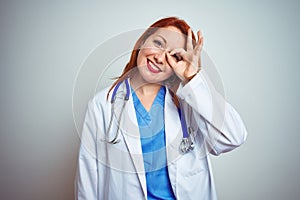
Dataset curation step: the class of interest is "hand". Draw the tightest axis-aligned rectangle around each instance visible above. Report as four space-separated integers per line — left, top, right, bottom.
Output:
166 29 203 83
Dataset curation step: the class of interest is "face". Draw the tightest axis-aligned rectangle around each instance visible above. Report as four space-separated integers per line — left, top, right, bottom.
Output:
136 26 186 84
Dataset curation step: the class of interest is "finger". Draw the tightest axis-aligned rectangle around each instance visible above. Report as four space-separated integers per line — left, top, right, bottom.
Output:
170 48 185 54
195 31 203 50
170 48 188 61
194 31 204 57
198 30 203 47
166 52 177 68
186 28 193 51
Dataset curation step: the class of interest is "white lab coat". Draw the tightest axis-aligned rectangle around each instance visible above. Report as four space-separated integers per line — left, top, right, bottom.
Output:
75 71 247 200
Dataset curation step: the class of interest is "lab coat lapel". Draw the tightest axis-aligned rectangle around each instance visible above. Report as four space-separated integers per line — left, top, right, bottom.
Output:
165 89 182 158
165 90 182 194
117 84 147 198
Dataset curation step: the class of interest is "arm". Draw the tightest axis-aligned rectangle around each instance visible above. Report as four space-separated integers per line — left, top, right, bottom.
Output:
176 70 247 155
166 29 247 155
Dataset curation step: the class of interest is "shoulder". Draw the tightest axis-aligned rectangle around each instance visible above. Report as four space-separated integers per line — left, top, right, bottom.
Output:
89 86 111 107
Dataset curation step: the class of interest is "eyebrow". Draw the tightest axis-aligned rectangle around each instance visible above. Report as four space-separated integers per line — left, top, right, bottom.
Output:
156 34 167 44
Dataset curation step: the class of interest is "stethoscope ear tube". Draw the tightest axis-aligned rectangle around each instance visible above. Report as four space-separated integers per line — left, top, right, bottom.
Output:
105 79 130 144
104 102 122 144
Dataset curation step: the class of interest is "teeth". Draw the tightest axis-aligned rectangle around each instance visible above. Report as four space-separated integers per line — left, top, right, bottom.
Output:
149 61 160 71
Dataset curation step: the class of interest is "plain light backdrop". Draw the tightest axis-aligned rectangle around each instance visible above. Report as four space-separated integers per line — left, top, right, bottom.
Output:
0 0 299 199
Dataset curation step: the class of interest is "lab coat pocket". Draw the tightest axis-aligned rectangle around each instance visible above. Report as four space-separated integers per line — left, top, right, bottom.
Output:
178 148 208 177
177 155 210 199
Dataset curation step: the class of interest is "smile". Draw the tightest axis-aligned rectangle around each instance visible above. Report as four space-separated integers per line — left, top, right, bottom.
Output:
147 59 161 73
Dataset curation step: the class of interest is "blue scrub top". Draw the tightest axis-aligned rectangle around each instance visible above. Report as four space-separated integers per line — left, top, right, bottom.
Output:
132 86 176 200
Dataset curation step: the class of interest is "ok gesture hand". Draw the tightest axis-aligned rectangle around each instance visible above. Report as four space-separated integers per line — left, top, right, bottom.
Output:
166 29 203 83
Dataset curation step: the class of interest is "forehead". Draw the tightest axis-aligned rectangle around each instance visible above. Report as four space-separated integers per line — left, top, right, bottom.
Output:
149 26 186 49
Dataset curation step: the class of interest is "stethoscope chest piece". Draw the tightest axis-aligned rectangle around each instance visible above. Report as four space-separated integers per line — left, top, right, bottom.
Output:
179 134 195 154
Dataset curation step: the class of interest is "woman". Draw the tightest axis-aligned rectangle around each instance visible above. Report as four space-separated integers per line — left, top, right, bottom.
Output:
76 17 247 200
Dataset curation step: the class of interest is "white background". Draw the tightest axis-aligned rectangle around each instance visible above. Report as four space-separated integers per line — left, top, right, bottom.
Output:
0 0 299 199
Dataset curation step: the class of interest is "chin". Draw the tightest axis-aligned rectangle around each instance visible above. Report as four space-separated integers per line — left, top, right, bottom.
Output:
142 76 163 85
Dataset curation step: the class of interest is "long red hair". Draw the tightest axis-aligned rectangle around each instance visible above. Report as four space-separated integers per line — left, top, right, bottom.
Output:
107 16 196 105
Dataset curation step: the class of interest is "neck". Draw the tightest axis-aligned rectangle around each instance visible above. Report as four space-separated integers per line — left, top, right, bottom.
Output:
130 75 162 97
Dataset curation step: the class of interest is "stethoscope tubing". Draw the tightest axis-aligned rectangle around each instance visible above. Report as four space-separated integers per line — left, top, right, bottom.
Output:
105 79 194 153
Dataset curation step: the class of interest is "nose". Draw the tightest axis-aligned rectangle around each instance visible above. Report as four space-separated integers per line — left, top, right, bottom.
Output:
154 50 166 64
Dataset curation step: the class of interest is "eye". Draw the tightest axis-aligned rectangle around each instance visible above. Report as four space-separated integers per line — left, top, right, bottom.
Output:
153 39 164 49
172 53 182 62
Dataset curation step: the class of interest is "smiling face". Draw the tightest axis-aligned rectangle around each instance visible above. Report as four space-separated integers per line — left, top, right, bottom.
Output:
135 26 186 84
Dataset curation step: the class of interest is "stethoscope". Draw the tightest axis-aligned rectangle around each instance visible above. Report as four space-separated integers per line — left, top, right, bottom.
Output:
104 79 194 154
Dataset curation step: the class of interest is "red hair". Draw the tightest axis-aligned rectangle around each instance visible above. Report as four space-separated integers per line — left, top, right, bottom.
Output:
107 16 196 105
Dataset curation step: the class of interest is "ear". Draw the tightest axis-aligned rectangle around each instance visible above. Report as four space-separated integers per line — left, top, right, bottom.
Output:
137 42 145 54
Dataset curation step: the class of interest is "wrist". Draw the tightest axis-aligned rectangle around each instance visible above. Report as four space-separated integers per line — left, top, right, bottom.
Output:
183 67 200 84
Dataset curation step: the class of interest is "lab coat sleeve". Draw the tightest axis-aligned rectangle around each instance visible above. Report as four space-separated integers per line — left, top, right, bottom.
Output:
75 98 100 200
176 70 247 155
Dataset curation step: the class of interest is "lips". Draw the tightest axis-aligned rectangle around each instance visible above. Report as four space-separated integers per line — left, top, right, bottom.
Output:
147 59 161 73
